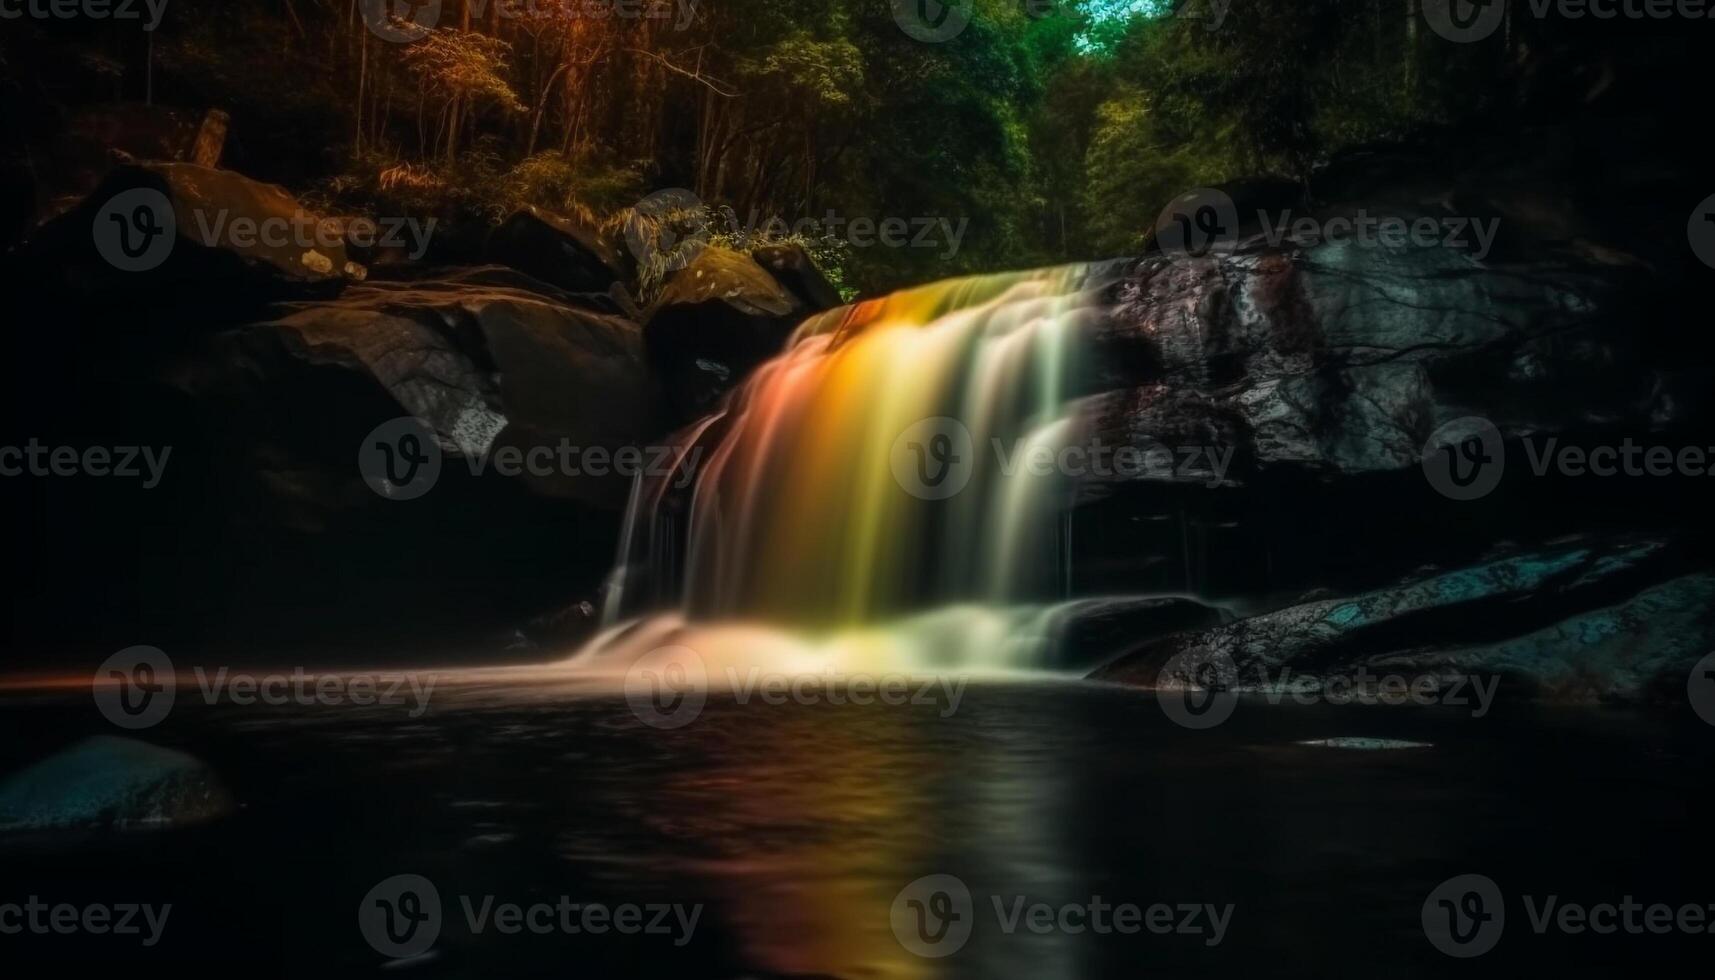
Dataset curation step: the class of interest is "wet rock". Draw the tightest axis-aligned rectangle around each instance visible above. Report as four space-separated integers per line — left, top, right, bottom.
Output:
4 267 661 663
645 246 812 420
1091 535 1715 703
751 243 843 311
1052 596 1228 671
1087 237 1645 481
253 273 662 504
0 737 233 833
1071 136 1714 604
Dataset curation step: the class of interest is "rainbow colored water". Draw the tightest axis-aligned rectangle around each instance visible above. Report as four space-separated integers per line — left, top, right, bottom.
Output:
586 261 1129 673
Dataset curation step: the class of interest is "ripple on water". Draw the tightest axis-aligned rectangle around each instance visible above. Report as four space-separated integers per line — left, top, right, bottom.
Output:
1295 737 1434 750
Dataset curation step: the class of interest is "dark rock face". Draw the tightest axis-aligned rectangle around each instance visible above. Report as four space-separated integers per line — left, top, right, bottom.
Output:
485 207 629 295
5 261 660 665
1091 536 1714 704
4 161 851 668
1067 137 1714 682
1067 143 1714 608
1052 596 1228 672
254 273 662 506
1086 228 1653 486
751 243 844 311
154 273 665 656
12 162 359 331
644 246 838 421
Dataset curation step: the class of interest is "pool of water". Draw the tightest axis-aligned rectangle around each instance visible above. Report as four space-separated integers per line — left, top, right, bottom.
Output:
2 678 1711 977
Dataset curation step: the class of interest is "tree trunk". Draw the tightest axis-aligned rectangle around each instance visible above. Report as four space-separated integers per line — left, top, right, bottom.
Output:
355 32 367 156
1404 0 1418 95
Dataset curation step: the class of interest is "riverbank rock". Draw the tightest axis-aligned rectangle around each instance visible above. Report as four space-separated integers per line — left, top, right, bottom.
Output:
251 272 662 504
1069 131 1714 605
11 162 360 330
0 737 233 834
1090 535 1715 704
645 246 827 420
752 243 844 311
1052 596 1228 671
4 252 666 664
486 207 629 294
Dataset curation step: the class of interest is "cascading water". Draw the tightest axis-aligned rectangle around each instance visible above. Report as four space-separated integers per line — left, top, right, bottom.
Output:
582 261 1132 675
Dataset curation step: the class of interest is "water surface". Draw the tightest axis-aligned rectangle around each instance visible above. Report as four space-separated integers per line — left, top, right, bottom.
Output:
2 680 1710 978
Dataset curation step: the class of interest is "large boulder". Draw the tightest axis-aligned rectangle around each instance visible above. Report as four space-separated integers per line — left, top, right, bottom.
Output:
4 262 665 664
0 737 233 834
10 162 361 330
1084 221 1658 485
1062 134 1713 605
485 206 629 294
252 272 663 504
29 104 229 223
644 246 826 420
751 243 843 311
1091 535 1715 704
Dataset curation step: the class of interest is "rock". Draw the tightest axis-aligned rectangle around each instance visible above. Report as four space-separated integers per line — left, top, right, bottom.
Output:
12 162 359 328
486 206 628 294
3 266 665 663
645 246 811 420
112 162 351 280
0 737 233 833
1090 535 1715 703
1087 238 1646 480
751 243 843 311
30 104 229 223
254 273 662 504
1052 596 1228 671
1066 134 1713 604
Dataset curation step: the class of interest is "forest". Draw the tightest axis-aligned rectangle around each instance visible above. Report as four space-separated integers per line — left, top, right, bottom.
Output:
0 1 1664 292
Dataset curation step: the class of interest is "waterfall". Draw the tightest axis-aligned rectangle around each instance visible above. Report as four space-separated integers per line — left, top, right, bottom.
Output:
587 261 1130 673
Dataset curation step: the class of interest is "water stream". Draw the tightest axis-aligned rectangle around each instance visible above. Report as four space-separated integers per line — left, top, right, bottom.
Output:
583 262 1132 675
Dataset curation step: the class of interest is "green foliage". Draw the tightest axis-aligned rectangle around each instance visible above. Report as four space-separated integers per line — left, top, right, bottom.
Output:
612 200 855 304
1057 0 1520 257
12 0 1556 293
500 154 644 217
402 29 526 116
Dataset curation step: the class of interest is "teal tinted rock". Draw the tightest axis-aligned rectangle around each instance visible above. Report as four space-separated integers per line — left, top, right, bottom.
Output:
1093 536 1713 704
0 736 233 833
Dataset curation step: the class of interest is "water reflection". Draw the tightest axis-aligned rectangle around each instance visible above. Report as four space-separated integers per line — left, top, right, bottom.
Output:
549 682 1094 979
